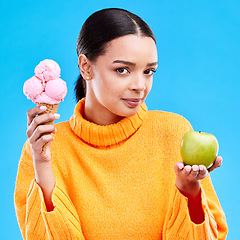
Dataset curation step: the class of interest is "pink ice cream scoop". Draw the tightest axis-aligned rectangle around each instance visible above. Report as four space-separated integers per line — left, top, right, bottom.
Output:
23 76 45 100
34 59 61 81
45 79 67 101
23 59 67 104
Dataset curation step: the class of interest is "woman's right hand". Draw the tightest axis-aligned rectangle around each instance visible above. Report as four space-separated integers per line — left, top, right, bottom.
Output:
26 105 60 211
26 105 59 163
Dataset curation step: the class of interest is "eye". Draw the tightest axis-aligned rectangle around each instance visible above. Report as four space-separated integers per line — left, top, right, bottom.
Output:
116 68 129 75
144 69 156 76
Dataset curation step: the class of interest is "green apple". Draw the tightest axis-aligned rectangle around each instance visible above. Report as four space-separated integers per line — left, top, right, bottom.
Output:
180 131 219 169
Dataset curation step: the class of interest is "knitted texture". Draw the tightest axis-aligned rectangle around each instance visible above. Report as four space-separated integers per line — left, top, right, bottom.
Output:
14 99 228 239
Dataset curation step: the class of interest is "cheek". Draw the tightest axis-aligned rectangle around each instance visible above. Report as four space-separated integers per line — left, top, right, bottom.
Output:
146 79 153 93
100 74 126 93
93 75 120 98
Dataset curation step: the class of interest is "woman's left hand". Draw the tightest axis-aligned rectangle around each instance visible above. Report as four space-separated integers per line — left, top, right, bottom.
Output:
174 156 223 198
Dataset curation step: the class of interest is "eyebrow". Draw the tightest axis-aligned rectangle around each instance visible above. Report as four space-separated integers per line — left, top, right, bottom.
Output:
112 60 158 67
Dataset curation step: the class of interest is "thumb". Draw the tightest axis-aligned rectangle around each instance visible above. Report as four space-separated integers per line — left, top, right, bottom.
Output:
208 156 223 172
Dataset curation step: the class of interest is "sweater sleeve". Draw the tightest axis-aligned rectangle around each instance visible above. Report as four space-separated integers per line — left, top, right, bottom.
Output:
14 141 86 240
162 175 228 240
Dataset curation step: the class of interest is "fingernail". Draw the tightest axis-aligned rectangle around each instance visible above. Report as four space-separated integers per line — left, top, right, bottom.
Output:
186 166 191 172
192 166 198 171
179 165 184 170
54 113 60 119
40 106 47 110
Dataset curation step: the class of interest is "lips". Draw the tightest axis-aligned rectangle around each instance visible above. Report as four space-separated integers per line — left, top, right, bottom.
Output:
122 98 142 107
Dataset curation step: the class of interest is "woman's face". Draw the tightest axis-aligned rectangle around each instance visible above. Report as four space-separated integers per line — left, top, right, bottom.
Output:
85 34 158 125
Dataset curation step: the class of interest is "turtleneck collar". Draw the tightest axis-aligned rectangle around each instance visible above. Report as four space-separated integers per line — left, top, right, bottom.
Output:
69 98 148 147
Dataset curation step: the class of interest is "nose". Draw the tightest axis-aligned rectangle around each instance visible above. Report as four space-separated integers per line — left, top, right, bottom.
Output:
129 75 146 92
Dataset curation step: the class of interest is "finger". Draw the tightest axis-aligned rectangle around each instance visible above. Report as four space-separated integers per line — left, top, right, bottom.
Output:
198 165 208 179
184 165 192 176
190 165 199 179
29 125 56 145
27 106 47 127
174 161 185 174
27 113 59 138
208 156 223 172
31 133 54 154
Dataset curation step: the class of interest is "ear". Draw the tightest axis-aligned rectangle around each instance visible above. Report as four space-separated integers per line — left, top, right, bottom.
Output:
78 54 93 80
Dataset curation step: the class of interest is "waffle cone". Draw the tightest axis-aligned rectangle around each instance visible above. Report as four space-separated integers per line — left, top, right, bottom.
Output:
36 102 59 154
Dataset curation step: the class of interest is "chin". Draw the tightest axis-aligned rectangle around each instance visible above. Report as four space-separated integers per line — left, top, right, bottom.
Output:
120 106 140 117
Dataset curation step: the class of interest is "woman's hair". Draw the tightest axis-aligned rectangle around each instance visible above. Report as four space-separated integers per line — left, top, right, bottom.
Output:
75 8 156 101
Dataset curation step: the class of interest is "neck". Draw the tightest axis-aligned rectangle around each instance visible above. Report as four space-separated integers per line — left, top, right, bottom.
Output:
84 97 124 125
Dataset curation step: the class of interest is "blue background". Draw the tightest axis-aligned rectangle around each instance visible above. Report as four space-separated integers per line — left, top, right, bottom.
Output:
1 0 239 239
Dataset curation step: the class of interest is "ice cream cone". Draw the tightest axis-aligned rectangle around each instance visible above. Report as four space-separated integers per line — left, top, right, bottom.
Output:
23 60 67 154
36 102 59 154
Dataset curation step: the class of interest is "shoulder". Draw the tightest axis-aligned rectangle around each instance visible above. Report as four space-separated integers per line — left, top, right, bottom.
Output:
141 110 193 144
53 120 75 142
145 110 192 130
54 120 71 132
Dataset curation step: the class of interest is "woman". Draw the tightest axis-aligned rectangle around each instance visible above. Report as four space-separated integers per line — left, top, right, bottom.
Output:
15 8 228 239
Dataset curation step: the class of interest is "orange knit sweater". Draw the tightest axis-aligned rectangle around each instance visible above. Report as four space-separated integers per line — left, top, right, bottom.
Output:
14 99 228 239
